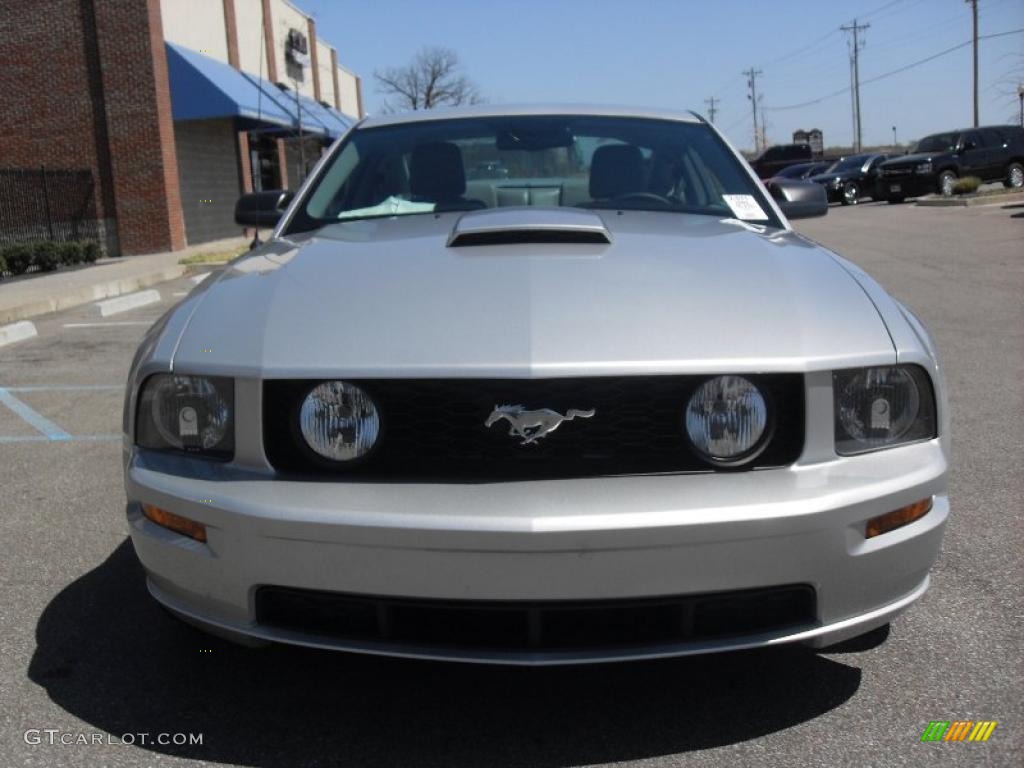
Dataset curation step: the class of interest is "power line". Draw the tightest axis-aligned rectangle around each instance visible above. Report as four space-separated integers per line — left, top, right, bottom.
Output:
763 0 907 69
763 28 1024 112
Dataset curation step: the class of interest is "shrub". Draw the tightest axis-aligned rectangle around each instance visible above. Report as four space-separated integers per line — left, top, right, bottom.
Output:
57 241 83 266
952 176 982 195
32 241 61 272
3 244 34 275
0 251 6 276
82 240 102 263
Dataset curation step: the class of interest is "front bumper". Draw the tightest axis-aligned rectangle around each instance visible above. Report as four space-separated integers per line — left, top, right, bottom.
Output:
125 438 948 665
877 173 935 198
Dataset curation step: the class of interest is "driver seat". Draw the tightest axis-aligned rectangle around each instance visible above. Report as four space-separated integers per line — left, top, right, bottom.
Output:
588 144 646 202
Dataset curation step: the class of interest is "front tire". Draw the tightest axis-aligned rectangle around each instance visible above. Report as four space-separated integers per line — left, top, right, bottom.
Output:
1005 162 1024 189
841 181 860 205
938 170 957 197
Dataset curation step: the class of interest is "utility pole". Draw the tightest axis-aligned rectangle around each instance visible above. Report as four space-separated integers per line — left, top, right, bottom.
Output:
1018 84 1024 127
841 19 869 152
967 0 979 126
704 96 719 123
743 68 763 153
892 125 897 149
849 53 858 151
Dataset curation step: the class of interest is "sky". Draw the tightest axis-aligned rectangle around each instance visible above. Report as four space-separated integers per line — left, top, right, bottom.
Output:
304 0 1024 151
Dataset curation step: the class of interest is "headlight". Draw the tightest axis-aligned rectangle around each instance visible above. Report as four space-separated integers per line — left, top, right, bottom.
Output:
685 375 769 465
136 374 233 458
830 177 844 187
833 365 936 455
914 162 932 174
299 381 380 461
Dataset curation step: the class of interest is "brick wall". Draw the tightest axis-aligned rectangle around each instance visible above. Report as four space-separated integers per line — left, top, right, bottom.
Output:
0 0 185 255
0 0 116 250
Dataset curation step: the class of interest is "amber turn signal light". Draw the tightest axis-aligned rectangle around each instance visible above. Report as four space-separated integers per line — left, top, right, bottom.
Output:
865 497 932 539
142 503 207 543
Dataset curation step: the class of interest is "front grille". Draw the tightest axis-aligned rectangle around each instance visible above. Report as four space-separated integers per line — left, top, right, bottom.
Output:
263 375 804 481
255 585 817 653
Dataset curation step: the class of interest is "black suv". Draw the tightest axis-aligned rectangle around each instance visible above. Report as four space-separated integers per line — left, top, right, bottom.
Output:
876 125 1024 202
750 143 813 179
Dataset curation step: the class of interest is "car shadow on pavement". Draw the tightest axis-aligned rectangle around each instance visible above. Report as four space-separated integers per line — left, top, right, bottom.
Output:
29 541 863 767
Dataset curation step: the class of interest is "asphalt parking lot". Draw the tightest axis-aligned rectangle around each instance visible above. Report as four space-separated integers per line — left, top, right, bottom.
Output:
1 200 1021 767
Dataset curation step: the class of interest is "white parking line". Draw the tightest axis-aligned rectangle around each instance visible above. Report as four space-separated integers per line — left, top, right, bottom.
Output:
63 321 153 328
0 320 38 348
95 289 161 317
190 273 210 285
6 385 122 392
0 434 120 444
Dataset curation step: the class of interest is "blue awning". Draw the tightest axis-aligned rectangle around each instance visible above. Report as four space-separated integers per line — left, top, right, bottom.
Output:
241 74 334 137
298 94 355 136
165 43 295 127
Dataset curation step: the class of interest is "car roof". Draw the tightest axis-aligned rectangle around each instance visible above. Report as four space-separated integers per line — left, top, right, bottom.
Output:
359 103 705 129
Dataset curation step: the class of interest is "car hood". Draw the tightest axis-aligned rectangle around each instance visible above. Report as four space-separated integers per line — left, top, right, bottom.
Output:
810 172 851 183
169 211 895 378
881 151 938 167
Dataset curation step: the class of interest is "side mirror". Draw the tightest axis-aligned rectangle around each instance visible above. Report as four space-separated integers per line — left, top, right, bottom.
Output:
234 190 294 228
765 179 828 220
961 141 977 152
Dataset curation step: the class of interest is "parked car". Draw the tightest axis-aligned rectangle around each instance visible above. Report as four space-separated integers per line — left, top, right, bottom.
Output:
771 160 832 181
750 143 813 179
876 125 1024 202
124 105 948 665
810 153 890 205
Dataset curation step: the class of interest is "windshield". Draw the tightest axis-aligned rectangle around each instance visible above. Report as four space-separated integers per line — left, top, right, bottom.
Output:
827 154 871 173
288 115 781 232
915 133 957 153
775 163 811 179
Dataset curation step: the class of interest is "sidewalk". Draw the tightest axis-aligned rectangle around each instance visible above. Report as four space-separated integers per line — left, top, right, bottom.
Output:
0 236 248 324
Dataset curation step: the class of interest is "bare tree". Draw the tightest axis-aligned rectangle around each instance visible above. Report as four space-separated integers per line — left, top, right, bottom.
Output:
374 47 482 112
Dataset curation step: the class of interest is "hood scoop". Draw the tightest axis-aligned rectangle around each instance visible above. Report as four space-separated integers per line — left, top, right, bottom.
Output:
447 208 611 247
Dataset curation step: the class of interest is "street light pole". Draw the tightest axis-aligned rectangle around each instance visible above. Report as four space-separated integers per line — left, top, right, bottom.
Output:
892 125 897 149
1019 84 1024 128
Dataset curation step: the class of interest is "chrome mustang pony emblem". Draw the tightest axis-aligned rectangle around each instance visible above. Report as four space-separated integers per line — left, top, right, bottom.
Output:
484 404 596 445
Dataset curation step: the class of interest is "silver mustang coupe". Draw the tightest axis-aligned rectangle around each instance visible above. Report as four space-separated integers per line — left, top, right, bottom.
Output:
123 105 949 664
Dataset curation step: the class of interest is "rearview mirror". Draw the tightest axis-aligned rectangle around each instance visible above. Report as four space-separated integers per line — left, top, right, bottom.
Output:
234 190 294 228
765 179 828 220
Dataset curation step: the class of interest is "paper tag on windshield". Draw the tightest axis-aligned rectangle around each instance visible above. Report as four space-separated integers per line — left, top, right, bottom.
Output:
722 194 769 221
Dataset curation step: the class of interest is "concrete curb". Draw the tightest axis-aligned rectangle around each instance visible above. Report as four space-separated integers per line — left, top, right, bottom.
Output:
0 264 184 325
915 191 1024 208
0 320 39 348
183 262 228 276
96 289 161 317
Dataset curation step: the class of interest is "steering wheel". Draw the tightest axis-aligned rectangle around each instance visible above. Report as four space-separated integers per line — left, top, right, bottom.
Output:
608 192 675 208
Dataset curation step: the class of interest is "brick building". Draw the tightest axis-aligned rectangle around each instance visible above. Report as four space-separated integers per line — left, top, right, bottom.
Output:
0 0 363 256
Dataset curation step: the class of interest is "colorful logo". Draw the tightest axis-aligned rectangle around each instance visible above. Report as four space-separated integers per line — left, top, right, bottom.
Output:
921 721 997 742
